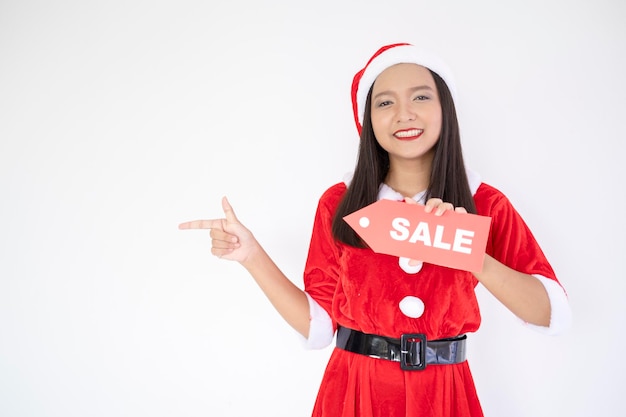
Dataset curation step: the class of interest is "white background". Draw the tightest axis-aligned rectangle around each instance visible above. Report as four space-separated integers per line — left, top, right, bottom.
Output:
1 0 624 416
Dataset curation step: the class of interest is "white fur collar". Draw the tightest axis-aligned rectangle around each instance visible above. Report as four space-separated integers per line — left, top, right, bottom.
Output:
342 169 482 203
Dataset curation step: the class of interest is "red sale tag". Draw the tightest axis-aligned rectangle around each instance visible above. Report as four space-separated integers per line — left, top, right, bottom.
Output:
343 200 492 272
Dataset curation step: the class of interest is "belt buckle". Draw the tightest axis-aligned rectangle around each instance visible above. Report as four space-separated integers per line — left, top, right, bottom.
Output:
400 333 427 371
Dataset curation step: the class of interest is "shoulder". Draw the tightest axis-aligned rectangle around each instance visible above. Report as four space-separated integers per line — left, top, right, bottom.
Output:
310 182 347 227
317 182 347 210
473 182 514 216
474 182 507 200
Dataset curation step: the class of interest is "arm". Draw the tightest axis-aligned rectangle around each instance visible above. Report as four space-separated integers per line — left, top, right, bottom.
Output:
474 255 550 326
179 196 311 338
421 197 552 327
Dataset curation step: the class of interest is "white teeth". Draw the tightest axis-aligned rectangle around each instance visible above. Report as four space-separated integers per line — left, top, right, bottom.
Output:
395 129 422 138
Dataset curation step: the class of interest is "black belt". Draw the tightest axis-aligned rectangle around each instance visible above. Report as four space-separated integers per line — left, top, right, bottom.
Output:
336 326 467 371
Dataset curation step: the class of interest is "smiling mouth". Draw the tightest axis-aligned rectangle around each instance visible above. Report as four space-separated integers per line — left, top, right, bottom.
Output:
394 129 423 140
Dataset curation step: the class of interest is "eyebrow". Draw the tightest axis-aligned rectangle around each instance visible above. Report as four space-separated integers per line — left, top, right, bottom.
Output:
373 85 435 100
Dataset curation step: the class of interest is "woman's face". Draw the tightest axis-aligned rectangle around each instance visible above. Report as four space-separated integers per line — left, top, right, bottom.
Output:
370 63 442 166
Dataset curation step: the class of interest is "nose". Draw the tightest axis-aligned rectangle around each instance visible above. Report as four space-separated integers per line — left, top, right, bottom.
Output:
396 100 416 123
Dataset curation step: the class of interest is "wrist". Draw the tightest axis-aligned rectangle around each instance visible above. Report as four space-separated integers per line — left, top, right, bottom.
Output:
240 239 266 271
473 254 495 282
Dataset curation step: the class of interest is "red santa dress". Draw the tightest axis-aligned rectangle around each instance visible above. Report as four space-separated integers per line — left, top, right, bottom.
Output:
302 178 568 417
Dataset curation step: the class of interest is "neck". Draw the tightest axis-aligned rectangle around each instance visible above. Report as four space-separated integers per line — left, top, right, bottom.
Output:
385 158 432 198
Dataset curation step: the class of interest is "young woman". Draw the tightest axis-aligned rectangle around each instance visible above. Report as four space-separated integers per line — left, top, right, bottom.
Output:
179 42 571 417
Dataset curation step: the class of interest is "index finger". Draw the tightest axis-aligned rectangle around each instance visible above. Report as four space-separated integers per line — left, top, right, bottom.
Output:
178 219 223 230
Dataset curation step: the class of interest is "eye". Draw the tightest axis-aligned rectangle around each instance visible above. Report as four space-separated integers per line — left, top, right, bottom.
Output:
376 100 393 108
414 95 430 101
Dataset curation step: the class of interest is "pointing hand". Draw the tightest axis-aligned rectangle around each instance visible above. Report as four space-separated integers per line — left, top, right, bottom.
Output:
179 196 258 263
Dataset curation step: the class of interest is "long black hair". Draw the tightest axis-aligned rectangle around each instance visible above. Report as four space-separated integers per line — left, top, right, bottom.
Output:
331 70 477 248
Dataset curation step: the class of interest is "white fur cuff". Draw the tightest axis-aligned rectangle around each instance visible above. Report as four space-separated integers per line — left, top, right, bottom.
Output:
525 275 572 335
297 292 334 350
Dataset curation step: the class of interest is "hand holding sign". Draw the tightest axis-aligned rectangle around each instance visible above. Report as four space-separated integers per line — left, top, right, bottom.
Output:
343 199 492 272
401 197 466 269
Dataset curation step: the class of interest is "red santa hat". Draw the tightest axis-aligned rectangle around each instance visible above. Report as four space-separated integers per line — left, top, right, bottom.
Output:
351 42 458 134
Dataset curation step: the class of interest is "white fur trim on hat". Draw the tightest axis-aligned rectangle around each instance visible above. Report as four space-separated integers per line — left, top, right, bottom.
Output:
352 43 457 133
